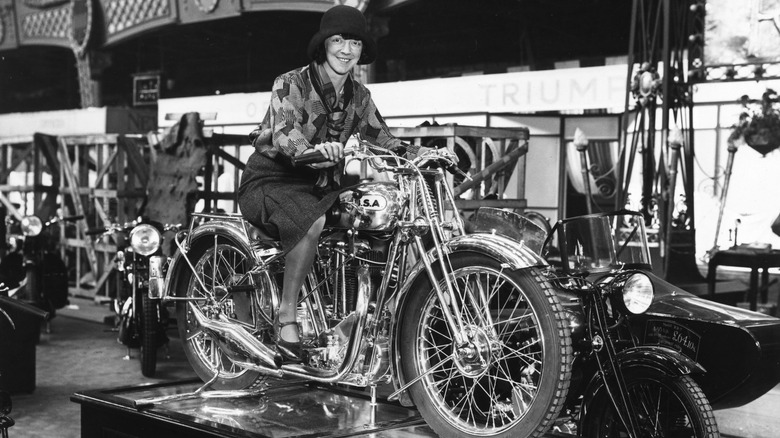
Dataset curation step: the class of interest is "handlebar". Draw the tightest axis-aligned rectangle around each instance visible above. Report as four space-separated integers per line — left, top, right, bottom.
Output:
291 146 362 166
291 149 330 166
290 142 461 178
86 222 181 238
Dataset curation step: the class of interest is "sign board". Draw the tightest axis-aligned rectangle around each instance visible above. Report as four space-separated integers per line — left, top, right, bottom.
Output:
157 64 629 128
133 74 161 106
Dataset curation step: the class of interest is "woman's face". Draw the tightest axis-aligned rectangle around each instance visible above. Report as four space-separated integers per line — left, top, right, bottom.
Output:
323 34 363 77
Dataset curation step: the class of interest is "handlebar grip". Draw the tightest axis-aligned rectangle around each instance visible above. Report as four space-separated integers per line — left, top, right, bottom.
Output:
85 228 107 236
291 150 328 166
62 215 85 222
0 296 50 321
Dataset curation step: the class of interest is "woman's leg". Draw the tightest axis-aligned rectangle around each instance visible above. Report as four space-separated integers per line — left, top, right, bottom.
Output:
278 215 326 343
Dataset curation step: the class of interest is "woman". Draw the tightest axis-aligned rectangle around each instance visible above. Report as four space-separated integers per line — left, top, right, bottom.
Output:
238 5 417 362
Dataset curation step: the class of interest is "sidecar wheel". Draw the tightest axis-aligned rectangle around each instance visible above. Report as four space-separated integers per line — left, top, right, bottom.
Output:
399 254 572 438
140 293 158 378
175 239 269 390
580 369 720 438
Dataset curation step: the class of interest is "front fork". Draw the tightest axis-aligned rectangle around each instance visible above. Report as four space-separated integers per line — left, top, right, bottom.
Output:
590 295 641 437
411 170 471 347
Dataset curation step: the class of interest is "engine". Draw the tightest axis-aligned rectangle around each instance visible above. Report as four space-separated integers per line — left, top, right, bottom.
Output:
301 229 395 371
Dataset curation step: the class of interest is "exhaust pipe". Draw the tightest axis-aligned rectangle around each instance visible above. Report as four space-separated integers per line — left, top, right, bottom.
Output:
187 302 280 369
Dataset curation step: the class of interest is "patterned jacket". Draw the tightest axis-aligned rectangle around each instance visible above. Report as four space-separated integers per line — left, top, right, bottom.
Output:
250 63 416 162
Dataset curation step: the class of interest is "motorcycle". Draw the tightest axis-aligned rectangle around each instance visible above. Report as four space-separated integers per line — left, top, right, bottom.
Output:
0 213 76 332
149 140 574 437
89 218 179 377
524 210 720 437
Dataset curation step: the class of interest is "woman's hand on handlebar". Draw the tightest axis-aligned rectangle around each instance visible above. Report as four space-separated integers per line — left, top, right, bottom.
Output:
308 142 344 169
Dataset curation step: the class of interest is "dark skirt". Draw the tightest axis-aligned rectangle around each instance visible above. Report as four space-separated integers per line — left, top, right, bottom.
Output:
238 152 342 251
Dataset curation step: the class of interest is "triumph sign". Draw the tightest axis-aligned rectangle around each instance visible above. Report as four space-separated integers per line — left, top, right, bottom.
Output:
370 64 628 116
157 64 629 128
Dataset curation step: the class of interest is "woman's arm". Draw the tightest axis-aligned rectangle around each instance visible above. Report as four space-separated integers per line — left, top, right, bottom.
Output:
268 73 315 158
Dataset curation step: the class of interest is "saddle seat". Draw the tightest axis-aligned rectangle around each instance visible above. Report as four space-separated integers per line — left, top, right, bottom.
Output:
244 221 282 252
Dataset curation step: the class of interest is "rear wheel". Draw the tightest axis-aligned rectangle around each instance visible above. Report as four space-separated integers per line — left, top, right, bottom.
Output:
399 254 572 438
175 239 271 390
581 368 719 438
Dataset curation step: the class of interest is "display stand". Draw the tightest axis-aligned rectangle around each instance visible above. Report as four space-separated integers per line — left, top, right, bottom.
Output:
72 378 434 438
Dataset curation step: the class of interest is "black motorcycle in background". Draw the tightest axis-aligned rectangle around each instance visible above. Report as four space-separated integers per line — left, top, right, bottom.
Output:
0 213 77 333
89 218 178 377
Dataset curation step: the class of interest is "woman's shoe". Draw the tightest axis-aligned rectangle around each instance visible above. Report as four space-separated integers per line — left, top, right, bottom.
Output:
275 318 303 363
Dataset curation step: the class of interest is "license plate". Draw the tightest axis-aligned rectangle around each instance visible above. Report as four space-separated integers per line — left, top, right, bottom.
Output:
644 319 701 361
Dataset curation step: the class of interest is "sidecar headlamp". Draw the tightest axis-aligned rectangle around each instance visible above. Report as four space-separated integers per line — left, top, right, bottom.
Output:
614 272 654 314
129 224 161 256
21 215 43 237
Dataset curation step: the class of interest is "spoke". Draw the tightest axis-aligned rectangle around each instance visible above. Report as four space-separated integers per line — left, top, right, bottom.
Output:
492 311 533 328
496 338 542 364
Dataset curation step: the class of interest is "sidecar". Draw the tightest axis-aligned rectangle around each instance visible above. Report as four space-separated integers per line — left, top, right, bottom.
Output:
634 272 780 409
469 207 780 410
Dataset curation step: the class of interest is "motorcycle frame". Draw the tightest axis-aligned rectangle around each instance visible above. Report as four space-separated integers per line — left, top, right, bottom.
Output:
159 149 547 392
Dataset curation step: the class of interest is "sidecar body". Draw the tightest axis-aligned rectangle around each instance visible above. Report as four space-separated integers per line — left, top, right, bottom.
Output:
634 273 780 409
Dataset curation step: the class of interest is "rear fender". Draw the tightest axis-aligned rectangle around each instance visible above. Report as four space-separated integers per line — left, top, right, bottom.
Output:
162 220 254 300
388 232 547 403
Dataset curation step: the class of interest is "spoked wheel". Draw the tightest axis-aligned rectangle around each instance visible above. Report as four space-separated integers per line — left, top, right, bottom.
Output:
581 368 720 438
399 253 572 438
175 239 275 390
139 293 159 377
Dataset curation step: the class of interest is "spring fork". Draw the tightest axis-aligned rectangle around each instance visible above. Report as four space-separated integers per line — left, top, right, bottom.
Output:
413 174 468 345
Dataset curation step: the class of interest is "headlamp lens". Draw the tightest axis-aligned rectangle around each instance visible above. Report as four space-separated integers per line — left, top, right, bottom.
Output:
21 216 43 236
622 272 654 314
129 224 161 256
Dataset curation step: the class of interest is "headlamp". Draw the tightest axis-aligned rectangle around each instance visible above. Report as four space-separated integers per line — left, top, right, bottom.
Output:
21 216 43 237
613 271 654 314
129 224 161 256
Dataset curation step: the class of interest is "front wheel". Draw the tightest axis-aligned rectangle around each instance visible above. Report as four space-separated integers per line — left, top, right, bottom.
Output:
580 368 720 438
399 254 572 438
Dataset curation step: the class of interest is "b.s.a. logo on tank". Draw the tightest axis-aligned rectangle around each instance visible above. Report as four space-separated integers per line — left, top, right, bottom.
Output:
336 182 404 231
359 195 387 210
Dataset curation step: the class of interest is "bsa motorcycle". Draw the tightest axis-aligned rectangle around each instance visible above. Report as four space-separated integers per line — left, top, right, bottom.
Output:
151 140 573 437
89 218 178 377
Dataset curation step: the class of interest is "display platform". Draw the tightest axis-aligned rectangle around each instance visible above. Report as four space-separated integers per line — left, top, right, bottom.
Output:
71 377 436 437
72 377 574 437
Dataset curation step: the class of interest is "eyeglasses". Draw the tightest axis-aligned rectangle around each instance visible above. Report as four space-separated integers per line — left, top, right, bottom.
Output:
327 35 363 50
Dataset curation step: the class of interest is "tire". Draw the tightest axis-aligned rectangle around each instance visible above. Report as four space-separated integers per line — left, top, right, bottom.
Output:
140 292 158 377
580 368 720 438
175 239 270 390
399 254 572 438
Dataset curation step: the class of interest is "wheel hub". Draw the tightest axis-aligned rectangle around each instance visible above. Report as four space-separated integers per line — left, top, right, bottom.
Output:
454 325 492 378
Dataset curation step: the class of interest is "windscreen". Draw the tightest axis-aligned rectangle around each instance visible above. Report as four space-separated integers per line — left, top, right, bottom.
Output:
548 211 652 274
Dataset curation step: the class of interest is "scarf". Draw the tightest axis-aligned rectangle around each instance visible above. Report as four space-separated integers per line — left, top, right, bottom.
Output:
308 63 354 189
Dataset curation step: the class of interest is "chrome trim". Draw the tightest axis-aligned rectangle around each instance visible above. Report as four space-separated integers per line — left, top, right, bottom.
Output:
162 218 255 303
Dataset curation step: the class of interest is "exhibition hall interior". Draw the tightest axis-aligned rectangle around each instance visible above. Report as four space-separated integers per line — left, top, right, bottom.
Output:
2 0 780 437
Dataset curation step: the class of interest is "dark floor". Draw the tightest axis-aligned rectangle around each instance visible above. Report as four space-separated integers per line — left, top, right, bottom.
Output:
3 292 780 438
5 300 196 438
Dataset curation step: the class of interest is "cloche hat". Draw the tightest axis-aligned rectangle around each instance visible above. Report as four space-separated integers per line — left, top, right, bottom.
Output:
307 5 377 65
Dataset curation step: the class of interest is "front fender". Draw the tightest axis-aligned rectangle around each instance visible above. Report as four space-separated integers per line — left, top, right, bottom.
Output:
580 345 706 415
388 232 548 403
162 220 253 300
